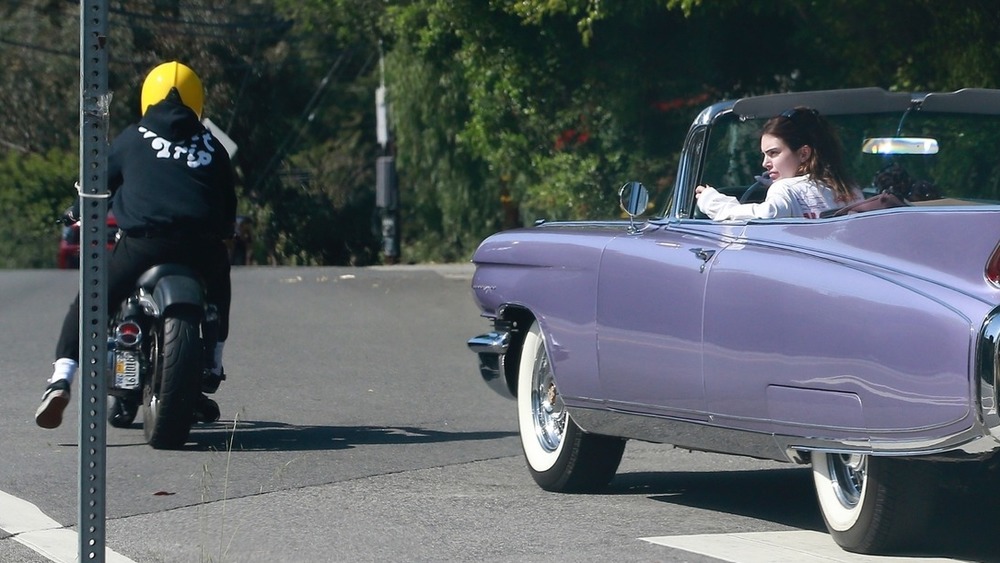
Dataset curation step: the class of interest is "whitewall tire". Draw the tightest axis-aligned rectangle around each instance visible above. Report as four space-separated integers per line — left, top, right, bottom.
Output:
516 321 625 492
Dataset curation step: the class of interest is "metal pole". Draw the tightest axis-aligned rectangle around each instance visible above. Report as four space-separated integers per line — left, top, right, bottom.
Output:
375 44 400 264
79 1 110 561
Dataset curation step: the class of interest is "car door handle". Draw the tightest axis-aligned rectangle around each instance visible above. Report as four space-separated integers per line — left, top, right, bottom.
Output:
690 248 716 272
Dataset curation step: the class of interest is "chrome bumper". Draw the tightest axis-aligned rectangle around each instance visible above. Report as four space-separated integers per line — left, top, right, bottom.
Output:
467 331 514 399
978 310 1000 443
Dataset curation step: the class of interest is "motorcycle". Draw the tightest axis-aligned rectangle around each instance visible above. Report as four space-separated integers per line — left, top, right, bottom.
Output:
105 262 222 449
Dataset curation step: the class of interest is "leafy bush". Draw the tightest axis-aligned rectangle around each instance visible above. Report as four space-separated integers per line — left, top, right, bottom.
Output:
0 149 77 268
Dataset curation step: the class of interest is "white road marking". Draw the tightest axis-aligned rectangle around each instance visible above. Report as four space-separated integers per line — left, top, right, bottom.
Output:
642 530 963 562
0 490 135 563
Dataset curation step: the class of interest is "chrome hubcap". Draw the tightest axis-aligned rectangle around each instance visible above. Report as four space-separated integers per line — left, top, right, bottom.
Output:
830 453 867 508
531 345 565 452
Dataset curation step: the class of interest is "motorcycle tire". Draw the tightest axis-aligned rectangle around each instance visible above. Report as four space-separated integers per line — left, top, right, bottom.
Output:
143 311 202 449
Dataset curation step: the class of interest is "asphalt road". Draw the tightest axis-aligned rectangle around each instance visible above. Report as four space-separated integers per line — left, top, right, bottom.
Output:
0 266 993 562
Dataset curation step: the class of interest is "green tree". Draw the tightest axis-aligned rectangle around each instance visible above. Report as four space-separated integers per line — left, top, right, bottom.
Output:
0 1 81 153
384 0 798 240
5 0 1000 267
255 0 385 264
384 35 504 262
0 149 77 268
781 0 1000 92
0 0 383 266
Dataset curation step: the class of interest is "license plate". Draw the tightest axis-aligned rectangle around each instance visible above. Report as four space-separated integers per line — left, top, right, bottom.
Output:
113 351 140 390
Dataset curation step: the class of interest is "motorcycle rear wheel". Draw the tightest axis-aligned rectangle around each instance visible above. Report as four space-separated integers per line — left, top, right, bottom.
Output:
143 312 202 449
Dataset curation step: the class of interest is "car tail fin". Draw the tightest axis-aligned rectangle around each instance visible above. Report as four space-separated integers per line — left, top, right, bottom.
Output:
986 242 1000 287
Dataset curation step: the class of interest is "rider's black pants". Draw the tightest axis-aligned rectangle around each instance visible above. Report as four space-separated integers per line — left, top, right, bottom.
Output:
55 233 231 362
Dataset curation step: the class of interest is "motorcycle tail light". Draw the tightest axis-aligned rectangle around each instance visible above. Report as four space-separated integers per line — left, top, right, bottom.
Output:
116 321 142 348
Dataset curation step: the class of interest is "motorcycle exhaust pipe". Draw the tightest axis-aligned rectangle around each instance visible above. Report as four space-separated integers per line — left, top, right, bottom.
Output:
115 320 142 348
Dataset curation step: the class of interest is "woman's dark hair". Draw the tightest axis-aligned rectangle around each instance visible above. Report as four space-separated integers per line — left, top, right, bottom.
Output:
762 107 856 202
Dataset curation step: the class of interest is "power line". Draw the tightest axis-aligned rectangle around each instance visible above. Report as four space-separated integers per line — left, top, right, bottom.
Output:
13 1 377 47
252 49 354 192
0 35 355 69
0 37 263 68
0 38 75 58
110 6 292 33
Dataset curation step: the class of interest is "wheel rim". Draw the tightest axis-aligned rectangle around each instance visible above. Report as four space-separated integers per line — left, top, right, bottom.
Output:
142 326 163 437
830 453 866 508
148 393 160 416
530 349 565 453
149 328 162 415
813 451 868 532
518 323 569 473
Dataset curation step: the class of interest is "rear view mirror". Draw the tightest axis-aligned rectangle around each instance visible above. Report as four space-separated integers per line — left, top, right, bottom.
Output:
862 137 939 155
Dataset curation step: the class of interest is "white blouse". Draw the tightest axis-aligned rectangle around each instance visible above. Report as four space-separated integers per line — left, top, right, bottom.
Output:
697 175 862 220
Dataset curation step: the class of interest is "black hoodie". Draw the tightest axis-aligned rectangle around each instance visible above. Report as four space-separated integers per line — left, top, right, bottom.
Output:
106 90 236 238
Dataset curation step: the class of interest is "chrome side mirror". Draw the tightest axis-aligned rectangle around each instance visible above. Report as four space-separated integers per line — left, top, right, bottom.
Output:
619 181 649 233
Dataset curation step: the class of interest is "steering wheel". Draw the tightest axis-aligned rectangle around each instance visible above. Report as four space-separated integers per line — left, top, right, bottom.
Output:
739 180 767 203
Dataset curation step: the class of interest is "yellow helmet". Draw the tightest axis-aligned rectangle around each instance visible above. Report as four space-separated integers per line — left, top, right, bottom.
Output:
140 61 204 118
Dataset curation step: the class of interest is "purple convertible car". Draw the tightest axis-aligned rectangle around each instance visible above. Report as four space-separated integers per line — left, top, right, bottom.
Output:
467 88 1000 554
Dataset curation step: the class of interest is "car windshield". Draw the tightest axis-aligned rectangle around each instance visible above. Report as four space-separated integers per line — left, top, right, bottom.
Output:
698 109 1000 209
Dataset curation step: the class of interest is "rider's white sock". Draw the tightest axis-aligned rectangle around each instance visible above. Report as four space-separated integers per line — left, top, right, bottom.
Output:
49 358 78 386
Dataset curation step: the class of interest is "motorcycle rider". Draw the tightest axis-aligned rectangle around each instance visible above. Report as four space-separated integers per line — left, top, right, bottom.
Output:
35 61 236 429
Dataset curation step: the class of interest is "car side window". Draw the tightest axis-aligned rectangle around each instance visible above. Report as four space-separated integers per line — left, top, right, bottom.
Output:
688 115 771 221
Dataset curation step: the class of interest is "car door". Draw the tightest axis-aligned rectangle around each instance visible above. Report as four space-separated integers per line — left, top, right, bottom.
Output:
595 221 737 418
700 218 975 441
701 228 858 436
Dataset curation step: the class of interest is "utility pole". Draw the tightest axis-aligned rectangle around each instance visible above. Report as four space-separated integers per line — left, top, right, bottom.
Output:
375 41 400 264
79 1 110 561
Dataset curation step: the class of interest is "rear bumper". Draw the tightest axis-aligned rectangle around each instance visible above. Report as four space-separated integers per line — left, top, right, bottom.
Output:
467 331 514 399
976 310 1000 443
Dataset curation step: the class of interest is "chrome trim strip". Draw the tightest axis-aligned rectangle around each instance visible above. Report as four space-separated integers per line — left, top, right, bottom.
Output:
566 405 792 463
567 403 1000 465
467 331 514 399
977 309 1000 440
777 426 1000 459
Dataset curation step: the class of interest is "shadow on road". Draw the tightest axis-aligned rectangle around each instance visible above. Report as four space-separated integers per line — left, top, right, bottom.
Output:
610 465 1000 563
186 419 517 452
610 467 825 532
